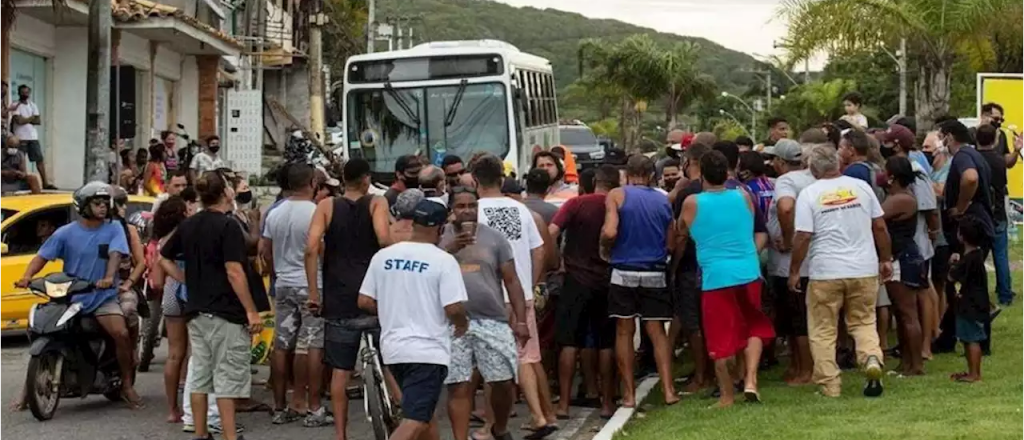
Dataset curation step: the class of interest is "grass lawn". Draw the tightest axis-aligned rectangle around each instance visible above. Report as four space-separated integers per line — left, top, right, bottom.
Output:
620 266 1022 440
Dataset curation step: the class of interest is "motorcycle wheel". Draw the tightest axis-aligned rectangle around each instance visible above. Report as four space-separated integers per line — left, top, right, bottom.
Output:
137 299 162 372
363 368 394 440
26 353 62 421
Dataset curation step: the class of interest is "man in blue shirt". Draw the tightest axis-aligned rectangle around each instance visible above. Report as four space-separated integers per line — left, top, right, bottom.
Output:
14 181 138 407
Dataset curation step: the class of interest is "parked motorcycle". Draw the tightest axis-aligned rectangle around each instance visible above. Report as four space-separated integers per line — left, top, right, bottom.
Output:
23 273 132 421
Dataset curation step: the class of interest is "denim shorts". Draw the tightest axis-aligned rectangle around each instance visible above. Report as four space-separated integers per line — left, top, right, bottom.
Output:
323 316 380 371
955 316 986 343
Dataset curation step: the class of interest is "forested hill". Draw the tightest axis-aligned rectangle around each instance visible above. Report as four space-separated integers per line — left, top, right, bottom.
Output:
378 0 759 92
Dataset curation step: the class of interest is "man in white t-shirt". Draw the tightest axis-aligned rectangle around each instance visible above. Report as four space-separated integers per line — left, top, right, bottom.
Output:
9 85 51 188
190 135 226 182
790 145 893 399
471 154 559 433
766 140 817 386
358 199 468 440
260 164 330 427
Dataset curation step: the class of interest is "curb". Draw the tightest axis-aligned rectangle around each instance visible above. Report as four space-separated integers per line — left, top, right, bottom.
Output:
591 377 659 440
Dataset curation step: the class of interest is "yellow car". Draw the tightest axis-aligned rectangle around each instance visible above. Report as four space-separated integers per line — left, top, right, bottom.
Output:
0 193 155 333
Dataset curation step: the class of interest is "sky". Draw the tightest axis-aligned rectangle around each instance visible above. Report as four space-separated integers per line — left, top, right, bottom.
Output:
492 0 827 70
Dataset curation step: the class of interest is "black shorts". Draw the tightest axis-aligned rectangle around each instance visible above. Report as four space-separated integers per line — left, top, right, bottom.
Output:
770 276 808 338
19 140 43 163
932 246 950 286
673 271 702 333
323 316 380 371
389 363 448 423
555 274 614 349
608 269 673 321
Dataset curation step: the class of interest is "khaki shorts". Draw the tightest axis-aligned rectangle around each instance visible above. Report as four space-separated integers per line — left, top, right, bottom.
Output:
507 301 541 365
94 297 125 316
187 314 252 399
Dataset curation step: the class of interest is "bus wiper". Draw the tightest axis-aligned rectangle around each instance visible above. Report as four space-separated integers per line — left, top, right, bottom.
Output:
384 82 421 126
444 79 469 127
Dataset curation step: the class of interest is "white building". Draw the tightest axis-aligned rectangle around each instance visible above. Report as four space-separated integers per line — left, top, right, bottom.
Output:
6 0 243 189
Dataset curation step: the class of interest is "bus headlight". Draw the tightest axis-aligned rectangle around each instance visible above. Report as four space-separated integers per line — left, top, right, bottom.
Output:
590 150 606 160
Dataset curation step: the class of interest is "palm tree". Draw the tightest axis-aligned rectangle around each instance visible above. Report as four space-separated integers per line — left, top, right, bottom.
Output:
661 42 717 130
779 0 1018 130
578 34 670 147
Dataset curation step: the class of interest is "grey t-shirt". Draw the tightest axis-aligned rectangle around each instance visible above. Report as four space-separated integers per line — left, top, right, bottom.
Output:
523 196 558 225
910 162 938 261
262 199 320 288
767 169 817 277
440 223 514 321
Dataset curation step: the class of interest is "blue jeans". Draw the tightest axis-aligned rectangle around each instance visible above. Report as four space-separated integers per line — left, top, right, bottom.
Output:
993 221 1013 304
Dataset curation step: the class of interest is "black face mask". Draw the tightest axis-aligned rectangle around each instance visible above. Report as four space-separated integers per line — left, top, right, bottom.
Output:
991 120 1003 130
881 145 896 159
235 190 253 204
403 176 419 188
923 151 935 166
663 178 680 190
208 146 220 154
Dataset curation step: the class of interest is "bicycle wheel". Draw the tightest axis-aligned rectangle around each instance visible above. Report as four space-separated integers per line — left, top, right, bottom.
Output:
363 368 391 440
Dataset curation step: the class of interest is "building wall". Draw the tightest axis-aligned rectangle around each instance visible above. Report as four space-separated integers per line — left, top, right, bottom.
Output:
9 16 201 188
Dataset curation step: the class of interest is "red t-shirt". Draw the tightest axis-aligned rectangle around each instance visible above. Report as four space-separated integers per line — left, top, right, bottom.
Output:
551 193 609 288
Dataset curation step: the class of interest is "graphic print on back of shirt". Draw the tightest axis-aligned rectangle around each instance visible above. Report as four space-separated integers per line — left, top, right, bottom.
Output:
818 187 859 209
482 207 523 241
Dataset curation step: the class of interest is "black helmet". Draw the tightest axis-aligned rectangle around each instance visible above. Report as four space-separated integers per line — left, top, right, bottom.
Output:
72 181 113 219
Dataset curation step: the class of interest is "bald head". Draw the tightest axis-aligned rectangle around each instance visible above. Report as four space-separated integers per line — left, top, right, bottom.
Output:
418 165 446 192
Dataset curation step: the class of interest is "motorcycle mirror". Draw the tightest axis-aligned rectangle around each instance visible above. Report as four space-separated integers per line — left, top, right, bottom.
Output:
0 243 7 255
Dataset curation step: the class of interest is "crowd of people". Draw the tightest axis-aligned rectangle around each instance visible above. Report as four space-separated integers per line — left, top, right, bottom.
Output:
6 93 1021 440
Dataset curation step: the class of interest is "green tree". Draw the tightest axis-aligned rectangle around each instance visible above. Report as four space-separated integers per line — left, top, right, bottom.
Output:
661 42 718 129
779 0 1018 131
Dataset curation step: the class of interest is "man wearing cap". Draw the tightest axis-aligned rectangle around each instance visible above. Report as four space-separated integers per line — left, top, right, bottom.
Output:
358 199 470 440
766 140 818 385
390 189 426 243
655 140 687 182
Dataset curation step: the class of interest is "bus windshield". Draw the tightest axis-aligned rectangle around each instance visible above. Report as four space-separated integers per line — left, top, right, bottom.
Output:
347 82 509 180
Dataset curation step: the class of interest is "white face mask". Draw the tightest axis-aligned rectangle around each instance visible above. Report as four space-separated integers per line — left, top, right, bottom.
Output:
6 148 18 156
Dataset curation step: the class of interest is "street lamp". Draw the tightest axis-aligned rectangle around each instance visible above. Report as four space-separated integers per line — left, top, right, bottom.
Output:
719 109 753 138
721 92 758 139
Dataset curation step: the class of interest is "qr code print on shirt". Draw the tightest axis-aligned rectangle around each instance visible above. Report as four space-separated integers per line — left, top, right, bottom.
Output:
483 207 523 241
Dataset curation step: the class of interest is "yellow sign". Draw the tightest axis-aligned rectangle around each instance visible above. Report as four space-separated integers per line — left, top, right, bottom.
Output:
979 74 1023 199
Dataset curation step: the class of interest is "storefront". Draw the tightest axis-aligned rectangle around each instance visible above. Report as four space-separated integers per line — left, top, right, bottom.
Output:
8 48 49 172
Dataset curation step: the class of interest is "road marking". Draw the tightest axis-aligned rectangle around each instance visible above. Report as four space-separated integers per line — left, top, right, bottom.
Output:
591 377 658 440
552 408 593 440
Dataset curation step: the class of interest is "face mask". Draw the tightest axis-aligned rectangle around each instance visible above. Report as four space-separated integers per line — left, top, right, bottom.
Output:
881 145 896 159
6 148 18 156
403 176 419 188
663 178 679 190
208 146 220 154
923 151 935 166
991 120 1003 130
235 190 253 205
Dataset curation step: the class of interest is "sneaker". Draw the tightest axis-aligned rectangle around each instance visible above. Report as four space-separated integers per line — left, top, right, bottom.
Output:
303 406 335 427
272 408 303 425
863 355 884 398
183 423 195 433
209 422 245 434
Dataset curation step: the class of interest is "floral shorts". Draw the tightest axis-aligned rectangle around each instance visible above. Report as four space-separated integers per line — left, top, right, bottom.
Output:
444 319 519 385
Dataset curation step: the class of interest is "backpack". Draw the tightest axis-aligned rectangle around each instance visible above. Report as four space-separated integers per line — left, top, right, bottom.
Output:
850 161 887 203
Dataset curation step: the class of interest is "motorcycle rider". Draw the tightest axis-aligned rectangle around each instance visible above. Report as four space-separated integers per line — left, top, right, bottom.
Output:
14 181 142 408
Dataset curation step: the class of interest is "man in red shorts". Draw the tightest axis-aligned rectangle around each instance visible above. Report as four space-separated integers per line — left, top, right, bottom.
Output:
678 150 775 408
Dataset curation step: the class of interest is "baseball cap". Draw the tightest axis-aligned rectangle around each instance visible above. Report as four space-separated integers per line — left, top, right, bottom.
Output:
501 176 524 195
669 143 684 152
391 189 425 220
412 199 449 227
680 132 696 149
878 124 916 150
772 139 803 162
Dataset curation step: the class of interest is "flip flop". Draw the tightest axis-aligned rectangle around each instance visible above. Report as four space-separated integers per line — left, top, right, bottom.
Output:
121 393 145 410
743 389 762 404
523 425 558 440
555 414 570 421
469 413 487 425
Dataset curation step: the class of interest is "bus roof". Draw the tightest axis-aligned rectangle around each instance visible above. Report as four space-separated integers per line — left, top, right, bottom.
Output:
347 40 552 73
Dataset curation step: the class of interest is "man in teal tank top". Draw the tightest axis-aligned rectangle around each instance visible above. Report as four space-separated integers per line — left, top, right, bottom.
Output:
679 150 775 408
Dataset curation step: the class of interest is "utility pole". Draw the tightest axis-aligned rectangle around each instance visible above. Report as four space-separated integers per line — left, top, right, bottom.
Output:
367 0 376 53
84 0 112 183
765 69 772 112
898 37 907 116
255 0 266 91
309 2 327 144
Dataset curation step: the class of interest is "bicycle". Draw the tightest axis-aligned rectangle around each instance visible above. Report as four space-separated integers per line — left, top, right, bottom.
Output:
360 333 401 440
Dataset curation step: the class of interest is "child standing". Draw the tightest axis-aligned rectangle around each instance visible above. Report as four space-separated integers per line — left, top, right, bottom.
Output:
948 215 990 383
841 92 869 129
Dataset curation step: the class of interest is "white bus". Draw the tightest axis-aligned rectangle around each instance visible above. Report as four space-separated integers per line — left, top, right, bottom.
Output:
342 40 559 183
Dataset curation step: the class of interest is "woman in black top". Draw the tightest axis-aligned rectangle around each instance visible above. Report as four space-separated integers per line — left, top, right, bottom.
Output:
882 157 926 376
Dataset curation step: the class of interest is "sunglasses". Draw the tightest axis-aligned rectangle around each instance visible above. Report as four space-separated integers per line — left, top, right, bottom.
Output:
449 185 478 196
446 169 468 178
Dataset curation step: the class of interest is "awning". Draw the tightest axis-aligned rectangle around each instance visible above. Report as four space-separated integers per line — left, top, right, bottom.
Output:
114 16 242 57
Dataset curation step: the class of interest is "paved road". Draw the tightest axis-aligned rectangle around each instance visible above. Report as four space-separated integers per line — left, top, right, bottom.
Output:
1 335 596 440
